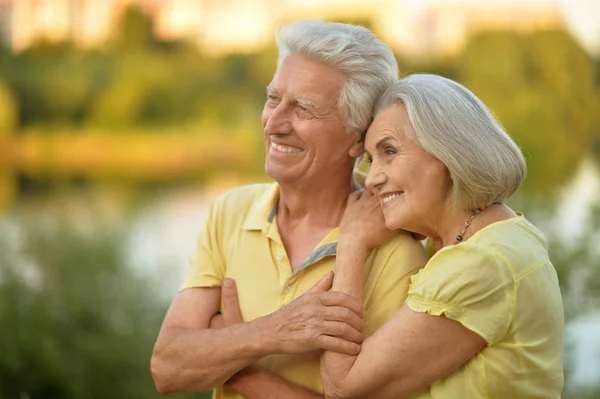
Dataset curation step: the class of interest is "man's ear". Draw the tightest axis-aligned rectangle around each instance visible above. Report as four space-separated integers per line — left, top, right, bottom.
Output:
349 137 364 158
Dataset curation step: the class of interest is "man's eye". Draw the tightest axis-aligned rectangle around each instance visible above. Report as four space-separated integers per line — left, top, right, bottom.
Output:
297 105 314 119
267 95 278 101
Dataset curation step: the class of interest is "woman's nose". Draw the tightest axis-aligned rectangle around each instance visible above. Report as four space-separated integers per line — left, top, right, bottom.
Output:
365 163 386 190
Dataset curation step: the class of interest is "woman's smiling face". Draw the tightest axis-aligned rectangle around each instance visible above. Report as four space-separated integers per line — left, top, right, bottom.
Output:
364 104 453 234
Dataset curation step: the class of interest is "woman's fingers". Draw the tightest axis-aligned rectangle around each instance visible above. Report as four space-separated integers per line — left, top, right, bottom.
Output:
317 291 365 319
360 188 374 198
308 271 334 293
348 190 362 203
317 334 362 356
321 304 364 333
320 320 364 344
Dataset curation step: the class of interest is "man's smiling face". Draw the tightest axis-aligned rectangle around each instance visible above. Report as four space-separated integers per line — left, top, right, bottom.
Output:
262 53 362 186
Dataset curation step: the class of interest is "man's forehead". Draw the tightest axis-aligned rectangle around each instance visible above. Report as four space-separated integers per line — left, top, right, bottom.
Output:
267 77 338 96
268 56 343 102
267 79 340 110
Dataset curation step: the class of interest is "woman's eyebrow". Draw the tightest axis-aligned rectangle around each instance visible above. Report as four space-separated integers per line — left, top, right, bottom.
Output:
375 136 394 151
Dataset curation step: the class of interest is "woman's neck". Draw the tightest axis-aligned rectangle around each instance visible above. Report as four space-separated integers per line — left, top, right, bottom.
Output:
431 203 516 251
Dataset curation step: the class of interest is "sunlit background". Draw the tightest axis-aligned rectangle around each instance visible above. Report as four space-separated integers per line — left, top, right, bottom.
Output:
0 0 598 398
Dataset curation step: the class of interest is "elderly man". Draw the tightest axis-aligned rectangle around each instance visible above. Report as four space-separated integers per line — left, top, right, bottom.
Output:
151 20 427 399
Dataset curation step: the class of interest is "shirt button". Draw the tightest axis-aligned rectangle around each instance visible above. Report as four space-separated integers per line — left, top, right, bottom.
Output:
284 287 291 294
277 252 284 261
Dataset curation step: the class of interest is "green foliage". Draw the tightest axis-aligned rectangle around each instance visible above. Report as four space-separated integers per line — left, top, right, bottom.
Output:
113 5 158 51
566 386 600 399
458 30 600 198
2 43 111 128
0 78 18 134
0 210 209 399
546 205 600 321
1 24 597 194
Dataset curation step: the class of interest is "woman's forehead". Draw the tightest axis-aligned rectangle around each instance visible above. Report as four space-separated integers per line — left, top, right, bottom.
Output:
365 105 409 147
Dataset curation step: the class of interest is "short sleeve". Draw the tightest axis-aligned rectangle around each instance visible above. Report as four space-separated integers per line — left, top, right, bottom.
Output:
180 197 226 291
362 232 428 337
406 244 514 345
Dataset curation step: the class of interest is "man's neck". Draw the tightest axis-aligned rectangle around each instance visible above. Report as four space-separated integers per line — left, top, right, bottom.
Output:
277 172 354 229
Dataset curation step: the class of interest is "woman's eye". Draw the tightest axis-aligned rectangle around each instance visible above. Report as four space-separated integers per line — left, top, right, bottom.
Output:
384 147 396 156
366 155 373 164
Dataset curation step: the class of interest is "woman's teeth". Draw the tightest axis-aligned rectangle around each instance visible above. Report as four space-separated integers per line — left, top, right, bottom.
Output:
382 193 400 203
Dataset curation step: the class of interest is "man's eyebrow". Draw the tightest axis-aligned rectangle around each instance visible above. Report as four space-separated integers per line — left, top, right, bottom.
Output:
296 97 323 113
266 85 277 94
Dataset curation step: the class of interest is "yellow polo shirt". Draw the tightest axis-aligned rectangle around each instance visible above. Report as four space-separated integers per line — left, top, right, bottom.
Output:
182 183 428 399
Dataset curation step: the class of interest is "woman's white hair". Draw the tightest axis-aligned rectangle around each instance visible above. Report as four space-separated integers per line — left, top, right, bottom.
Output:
276 20 399 136
375 74 526 212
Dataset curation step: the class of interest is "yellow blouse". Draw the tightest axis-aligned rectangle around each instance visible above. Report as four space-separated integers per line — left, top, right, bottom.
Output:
406 215 564 399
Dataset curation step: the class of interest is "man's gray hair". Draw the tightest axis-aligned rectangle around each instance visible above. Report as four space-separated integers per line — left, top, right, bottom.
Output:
375 74 526 212
276 20 399 136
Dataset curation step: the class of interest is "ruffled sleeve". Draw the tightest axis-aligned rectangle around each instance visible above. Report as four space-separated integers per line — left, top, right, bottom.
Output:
406 243 515 345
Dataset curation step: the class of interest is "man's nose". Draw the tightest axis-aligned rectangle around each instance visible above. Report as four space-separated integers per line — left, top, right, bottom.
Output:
365 162 386 191
264 103 292 136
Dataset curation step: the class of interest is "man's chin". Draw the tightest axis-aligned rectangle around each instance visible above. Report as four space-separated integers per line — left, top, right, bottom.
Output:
265 166 304 186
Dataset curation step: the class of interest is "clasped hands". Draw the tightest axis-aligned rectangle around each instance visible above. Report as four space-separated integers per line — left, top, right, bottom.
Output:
210 272 364 356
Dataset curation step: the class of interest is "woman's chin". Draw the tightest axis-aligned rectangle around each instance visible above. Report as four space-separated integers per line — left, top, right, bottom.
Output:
384 218 401 231
384 214 414 233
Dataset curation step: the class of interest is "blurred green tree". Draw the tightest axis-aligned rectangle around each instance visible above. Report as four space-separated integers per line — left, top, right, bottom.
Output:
0 214 210 399
0 78 18 135
2 42 112 128
113 5 158 51
458 30 600 198
88 55 157 127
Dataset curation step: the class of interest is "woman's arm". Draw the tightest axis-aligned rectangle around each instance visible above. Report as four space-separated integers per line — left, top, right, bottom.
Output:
320 237 368 398
322 302 487 399
321 191 487 399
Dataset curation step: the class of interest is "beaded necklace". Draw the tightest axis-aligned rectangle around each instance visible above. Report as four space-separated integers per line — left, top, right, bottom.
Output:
453 203 501 245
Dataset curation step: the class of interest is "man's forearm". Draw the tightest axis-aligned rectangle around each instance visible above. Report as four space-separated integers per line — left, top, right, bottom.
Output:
228 365 325 399
151 318 275 394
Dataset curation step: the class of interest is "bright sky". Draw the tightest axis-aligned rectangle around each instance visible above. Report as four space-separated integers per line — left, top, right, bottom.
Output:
399 0 600 53
557 0 600 53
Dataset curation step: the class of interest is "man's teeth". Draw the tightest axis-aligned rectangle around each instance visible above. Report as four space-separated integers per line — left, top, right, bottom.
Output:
271 142 302 153
382 193 400 203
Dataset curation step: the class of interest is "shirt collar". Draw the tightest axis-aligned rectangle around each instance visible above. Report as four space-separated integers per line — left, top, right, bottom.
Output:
242 182 280 231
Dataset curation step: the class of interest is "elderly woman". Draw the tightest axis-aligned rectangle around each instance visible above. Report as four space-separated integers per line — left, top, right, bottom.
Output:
320 74 564 399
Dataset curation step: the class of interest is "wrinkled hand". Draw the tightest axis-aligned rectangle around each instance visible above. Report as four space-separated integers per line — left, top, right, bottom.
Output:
339 189 395 249
212 279 265 389
209 279 244 329
261 272 365 356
